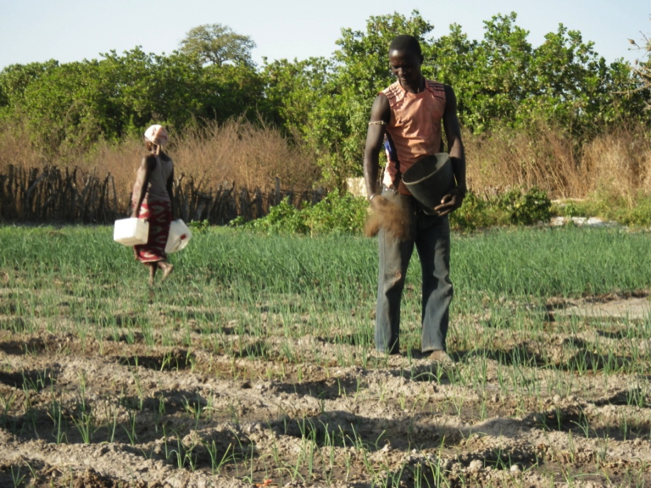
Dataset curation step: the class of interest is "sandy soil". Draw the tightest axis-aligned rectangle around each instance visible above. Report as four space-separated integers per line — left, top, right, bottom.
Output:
0 295 650 487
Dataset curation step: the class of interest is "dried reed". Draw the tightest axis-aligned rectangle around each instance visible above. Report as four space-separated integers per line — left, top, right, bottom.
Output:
0 118 321 196
463 121 650 203
1 118 648 206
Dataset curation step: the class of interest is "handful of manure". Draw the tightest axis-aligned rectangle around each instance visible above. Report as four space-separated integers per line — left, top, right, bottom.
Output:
364 195 411 240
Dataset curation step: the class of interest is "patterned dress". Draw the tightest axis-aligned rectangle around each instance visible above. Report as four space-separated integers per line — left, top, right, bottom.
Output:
132 156 174 263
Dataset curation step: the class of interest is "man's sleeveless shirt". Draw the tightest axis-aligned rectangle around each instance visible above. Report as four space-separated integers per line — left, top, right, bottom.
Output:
381 80 446 195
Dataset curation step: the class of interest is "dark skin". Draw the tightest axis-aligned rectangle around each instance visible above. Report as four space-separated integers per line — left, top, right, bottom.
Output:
363 49 467 216
131 142 175 285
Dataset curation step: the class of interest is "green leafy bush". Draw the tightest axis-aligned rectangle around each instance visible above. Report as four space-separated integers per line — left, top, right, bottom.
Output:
498 187 552 225
233 198 309 234
235 187 554 235
230 190 367 235
450 187 552 231
303 190 368 234
562 201 581 218
449 191 504 231
188 219 211 234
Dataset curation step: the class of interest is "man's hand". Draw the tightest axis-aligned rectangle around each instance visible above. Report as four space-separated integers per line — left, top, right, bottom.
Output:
433 188 466 216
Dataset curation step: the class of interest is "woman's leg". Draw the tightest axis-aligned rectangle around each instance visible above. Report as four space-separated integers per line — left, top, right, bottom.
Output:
148 262 157 286
157 261 174 281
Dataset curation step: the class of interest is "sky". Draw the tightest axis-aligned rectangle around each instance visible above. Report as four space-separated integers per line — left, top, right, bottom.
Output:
1 0 648 71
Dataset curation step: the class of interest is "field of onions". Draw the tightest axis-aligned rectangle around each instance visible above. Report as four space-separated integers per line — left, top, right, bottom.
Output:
0 225 650 487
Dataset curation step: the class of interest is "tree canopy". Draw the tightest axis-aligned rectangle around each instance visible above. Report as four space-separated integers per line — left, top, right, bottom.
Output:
0 14 647 180
179 24 256 67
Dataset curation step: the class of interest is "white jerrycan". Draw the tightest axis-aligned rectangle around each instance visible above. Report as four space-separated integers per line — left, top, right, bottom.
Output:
113 218 149 246
165 219 192 253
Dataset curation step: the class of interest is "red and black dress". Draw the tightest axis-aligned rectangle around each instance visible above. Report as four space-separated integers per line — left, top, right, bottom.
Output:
131 156 174 263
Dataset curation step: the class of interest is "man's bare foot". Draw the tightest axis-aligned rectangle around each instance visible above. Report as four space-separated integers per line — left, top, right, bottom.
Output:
159 262 174 281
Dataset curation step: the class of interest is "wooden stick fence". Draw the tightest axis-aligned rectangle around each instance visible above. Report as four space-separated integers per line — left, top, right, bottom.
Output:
0 165 325 224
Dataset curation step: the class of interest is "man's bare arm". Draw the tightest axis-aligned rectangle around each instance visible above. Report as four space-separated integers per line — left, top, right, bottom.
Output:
363 94 391 199
443 85 467 193
435 85 467 216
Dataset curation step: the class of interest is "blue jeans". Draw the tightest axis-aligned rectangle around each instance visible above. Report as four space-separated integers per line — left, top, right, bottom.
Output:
375 190 453 354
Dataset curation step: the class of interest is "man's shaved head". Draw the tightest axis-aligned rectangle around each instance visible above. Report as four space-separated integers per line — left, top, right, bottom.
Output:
389 35 422 57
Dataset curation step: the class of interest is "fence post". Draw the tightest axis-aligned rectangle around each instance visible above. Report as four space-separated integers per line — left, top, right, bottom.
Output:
254 187 263 218
274 177 281 205
0 166 325 224
313 186 325 204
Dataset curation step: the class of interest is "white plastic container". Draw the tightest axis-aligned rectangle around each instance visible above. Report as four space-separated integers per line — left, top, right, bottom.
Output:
165 219 192 253
113 218 149 246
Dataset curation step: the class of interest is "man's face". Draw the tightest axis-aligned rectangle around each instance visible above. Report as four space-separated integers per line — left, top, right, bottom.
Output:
389 49 423 87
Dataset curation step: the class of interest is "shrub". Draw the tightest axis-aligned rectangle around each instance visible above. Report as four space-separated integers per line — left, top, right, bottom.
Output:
230 190 367 235
235 187 555 235
302 190 368 235
188 219 211 234
233 197 309 234
449 191 503 231
498 187 552 225
450 187 552 231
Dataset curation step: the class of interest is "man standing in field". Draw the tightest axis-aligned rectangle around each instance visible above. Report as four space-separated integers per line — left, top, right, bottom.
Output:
363 34 467 362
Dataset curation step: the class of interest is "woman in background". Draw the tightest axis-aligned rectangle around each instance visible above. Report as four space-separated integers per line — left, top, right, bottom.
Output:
131 124 175 285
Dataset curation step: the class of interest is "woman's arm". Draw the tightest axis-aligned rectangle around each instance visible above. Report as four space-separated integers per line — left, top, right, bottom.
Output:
131 155 156 218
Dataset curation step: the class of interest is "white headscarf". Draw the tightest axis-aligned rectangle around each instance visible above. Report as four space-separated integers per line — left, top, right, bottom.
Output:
144 125 169 150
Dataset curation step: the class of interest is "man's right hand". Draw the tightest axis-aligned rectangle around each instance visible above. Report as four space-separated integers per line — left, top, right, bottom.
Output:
433 187 466 216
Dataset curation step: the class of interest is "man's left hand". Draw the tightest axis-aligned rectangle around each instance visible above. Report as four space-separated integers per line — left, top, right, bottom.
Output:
434 188 466 216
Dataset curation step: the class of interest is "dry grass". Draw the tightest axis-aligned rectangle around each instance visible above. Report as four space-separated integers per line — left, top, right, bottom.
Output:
0 119 43 169
172 119 320 192
464 121 651 202
464 123 580 197
582 125 651 205
1 118 648 203
0 119 321 196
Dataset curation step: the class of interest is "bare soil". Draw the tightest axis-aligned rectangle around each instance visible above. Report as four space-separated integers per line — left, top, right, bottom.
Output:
0 296 650 487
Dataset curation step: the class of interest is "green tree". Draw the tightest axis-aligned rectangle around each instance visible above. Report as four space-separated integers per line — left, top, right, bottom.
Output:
458 13 534 132
10 48 268 154
202 62 269 122
179 24 256 67
427 23 479 126
429 13 647 134
627 25 651 110
18 49 207 151
523 24 646 134
261 56 333 136
0 60 59 112
312 11 434 186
